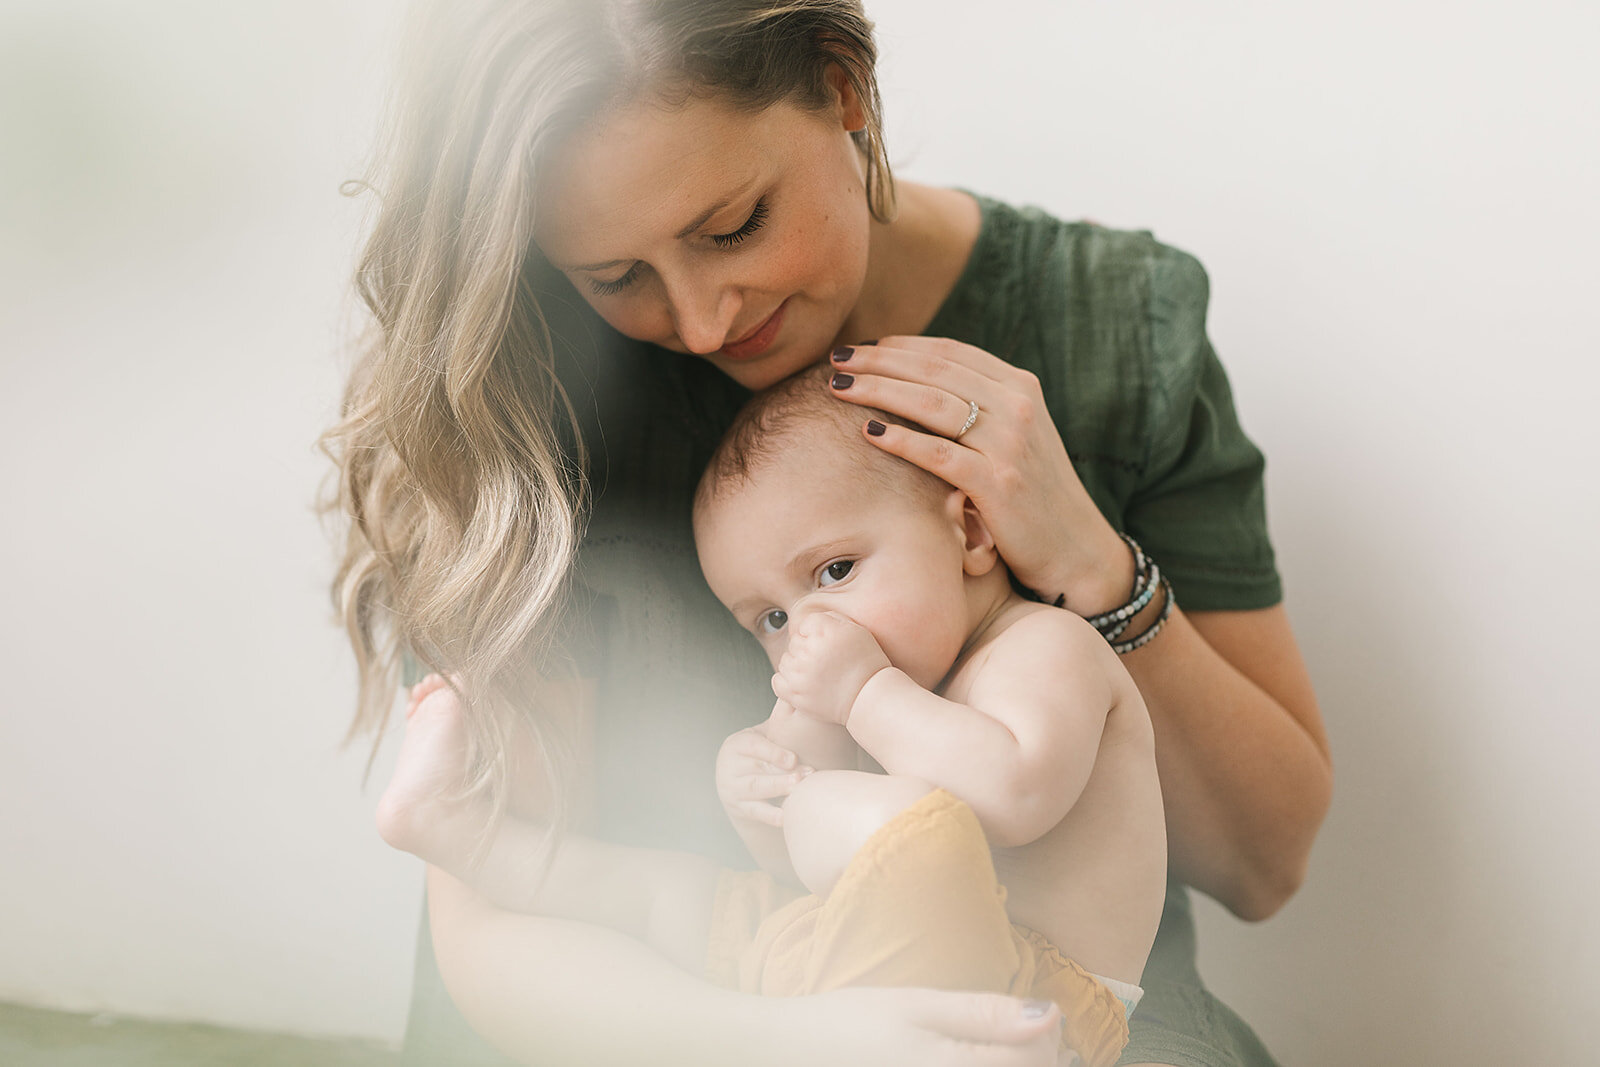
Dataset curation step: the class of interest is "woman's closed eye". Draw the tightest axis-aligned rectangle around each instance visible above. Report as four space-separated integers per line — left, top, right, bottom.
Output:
588 262 641 297
758 608 788 635
710 198 769 248
818 559 854 587
585 199 768 297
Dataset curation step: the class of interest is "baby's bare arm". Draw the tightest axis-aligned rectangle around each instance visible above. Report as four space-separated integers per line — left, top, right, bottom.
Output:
848 611 1115 848
763 698 862 772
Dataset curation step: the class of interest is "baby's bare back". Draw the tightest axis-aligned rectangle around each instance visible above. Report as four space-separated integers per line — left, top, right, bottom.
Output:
946 608 1168 986
996 685 1166 984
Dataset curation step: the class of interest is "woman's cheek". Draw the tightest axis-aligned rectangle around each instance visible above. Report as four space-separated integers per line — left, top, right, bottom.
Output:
778 198 867 301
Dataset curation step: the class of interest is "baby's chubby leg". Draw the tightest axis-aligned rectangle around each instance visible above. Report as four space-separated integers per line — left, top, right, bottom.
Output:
783 770 937 898
377 676 721 975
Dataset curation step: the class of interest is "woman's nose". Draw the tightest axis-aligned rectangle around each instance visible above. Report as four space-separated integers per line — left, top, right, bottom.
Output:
666 276 741 355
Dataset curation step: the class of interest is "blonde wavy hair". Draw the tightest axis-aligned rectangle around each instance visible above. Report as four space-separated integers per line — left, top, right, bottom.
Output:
322 0 895 841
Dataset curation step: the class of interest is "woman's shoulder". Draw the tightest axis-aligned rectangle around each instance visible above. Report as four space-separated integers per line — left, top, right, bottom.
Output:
937 194 1211 376
973 194 1206 321
935 195 1214 440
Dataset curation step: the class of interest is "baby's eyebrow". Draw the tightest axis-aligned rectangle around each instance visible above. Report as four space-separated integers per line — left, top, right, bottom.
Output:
789 538 853 579
720 536 855 621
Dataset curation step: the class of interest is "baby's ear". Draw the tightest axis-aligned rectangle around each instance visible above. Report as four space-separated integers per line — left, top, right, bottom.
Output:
947 490 1001 577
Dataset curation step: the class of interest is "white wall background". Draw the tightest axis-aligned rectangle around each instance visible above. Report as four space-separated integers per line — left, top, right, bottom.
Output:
1 1 1595 1063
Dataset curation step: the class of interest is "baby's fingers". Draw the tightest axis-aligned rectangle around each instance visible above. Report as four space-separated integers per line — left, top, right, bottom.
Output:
728 799 785 828
728 766 812 801
733 729 800 771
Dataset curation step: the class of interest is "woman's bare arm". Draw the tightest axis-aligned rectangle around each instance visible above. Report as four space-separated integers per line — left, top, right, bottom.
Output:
1122 604 1330 920
428 864 780 1065
427 865 1068 1066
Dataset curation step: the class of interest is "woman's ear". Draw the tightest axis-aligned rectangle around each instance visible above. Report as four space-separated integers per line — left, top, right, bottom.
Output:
945 490 1001 577
824 64 867 133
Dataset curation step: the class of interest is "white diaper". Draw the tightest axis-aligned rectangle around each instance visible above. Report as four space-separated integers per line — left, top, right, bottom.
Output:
1088 971 1144 1019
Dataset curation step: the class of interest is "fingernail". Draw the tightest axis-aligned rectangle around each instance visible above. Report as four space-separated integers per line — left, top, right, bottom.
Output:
866 419 886 437
831 345 854 362
831 371 854 390
1020 999 1054 1018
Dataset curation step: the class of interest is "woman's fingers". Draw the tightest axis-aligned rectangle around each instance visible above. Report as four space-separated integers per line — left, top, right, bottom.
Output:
830 367 989 440
903 990 1061 1047
837 334 1018 380
807 986 1063 1066
855 417 987 495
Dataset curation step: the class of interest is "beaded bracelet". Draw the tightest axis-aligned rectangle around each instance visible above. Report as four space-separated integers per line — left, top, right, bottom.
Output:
1110 569 1175 654
1049 532 1176 654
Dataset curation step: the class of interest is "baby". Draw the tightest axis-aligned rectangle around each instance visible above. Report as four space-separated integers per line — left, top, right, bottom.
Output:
379 361 1167 1066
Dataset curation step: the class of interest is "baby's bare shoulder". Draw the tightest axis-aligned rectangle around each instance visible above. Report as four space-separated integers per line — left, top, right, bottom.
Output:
964 605 1118 719
980 602 1109 667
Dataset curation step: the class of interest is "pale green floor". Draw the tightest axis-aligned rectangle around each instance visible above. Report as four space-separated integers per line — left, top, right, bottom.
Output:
0 1002 401 1067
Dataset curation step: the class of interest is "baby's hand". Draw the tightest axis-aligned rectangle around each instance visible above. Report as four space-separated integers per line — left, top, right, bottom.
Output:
716 723 812 828
772 611 892 726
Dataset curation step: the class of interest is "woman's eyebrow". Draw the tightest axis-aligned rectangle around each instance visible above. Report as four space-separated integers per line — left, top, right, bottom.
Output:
570 256 632 272
675 196 734 239
563 181 761 270
675 179 759 239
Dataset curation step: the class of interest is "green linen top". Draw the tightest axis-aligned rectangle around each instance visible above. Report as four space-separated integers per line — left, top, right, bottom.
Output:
401 195 1283 1067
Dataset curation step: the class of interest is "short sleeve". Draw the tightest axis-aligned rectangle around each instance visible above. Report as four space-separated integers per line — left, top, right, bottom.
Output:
1127 248 1282 611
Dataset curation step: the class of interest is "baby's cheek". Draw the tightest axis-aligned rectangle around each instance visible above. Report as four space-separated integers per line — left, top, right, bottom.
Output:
878 604 957 686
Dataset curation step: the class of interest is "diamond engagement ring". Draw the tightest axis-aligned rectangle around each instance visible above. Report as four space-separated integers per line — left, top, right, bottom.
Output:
954 399 980 440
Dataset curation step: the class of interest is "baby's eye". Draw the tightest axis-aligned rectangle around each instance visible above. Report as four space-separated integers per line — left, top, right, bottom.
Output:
758 609 788 635
819 560 854 587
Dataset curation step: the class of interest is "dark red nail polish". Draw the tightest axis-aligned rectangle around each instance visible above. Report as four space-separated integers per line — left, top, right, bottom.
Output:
831 372 854 390
831 345 854 362
866 419 886 437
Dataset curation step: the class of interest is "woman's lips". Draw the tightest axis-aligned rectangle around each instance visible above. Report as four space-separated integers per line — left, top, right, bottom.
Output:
719 299 788 361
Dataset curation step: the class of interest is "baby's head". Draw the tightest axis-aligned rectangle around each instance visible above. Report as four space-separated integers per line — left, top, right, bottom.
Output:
693 361 1008 690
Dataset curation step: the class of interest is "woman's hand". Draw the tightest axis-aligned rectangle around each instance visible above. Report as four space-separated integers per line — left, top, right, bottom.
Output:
828 337 1129 615
781 986 1065 1067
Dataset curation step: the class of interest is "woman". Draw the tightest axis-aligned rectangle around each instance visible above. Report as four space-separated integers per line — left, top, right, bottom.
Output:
326 1 1333 1063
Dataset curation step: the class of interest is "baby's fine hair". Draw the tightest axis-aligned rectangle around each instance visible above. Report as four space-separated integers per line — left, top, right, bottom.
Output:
695 359 948 515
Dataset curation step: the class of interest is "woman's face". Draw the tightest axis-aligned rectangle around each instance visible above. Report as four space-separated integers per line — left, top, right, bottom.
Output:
534 81 872 390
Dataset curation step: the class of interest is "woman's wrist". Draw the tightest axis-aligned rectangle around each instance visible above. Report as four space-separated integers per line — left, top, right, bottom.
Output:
1034 529 1177 654
1032 524 1136 618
